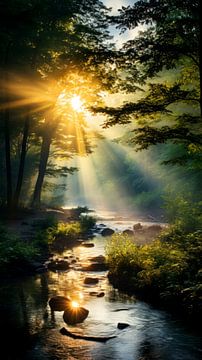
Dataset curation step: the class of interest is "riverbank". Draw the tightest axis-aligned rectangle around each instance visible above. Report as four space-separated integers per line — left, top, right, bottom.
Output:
1 206 201 329
106 229 202 328
0 220 201 360
0 206 96 277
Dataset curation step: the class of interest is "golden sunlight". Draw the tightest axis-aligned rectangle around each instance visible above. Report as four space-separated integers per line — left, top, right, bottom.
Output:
70 95 84 112
71 300 79 308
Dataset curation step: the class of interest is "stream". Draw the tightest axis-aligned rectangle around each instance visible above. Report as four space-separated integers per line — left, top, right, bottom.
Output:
0 216 201 360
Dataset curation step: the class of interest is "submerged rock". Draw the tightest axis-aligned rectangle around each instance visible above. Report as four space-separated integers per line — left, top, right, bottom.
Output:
101 228 114 237
63 306 89 324
117 322 130 330
89 255 106 263
89 291 105 297
81 242 95 248
84 277 99 285
82 262 108 271
49 296 71 311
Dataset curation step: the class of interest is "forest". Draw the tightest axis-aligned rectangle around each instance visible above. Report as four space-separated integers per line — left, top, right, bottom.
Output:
0 1 201 359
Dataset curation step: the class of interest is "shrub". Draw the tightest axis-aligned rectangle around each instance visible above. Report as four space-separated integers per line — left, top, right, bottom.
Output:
0 224 39 272
106 234 188 290
79 214 96 233
105 229 201 317
53 222 81 239
163 194 202 233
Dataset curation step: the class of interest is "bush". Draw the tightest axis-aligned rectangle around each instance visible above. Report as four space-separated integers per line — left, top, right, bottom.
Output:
55 222 81 237
163 194 202 233
0 224 39 273
106 229 202 318
79 214 96 233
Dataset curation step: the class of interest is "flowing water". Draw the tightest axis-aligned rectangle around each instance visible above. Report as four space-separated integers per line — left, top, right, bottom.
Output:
1 216 201 360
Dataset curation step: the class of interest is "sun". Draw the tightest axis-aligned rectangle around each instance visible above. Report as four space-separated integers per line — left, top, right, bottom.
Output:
71 300 79 309
70 95 84 112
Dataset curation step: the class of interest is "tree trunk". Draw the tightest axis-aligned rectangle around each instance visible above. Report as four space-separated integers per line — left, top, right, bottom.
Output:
4 109 12 208
13 114 30 208
199 1 202 116
4 42 13 209
31 133 52 208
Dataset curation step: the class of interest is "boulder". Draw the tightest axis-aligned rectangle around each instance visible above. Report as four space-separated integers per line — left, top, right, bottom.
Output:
49 296 71 311
84 277 99 285
101 228 115 237
97 292 105 297
48 259 70 271
117 322 130 330
63 306 89 324
133 223 142 231
89 291 105 297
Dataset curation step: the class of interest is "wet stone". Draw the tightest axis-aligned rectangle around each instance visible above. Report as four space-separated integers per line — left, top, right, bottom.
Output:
81 242 95 247
49 296 71 311
117 322 130 330
97 292 105 297
84 277 99 285
48 259 70 271
82 262 108 271
133 223 142 231
101 228 115 237
63 306 89 325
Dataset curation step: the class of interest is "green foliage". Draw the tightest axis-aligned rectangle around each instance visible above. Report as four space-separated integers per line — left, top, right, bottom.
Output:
95 0 202 167
0 224 39 272
52 222 81 240
70 206 94 219
163 194 202 232
106 234 187 290
106 225 202 317
79 214 96 233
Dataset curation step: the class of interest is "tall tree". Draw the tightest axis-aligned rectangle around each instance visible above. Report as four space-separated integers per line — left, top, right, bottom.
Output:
95 0 201 165
0 0 114 209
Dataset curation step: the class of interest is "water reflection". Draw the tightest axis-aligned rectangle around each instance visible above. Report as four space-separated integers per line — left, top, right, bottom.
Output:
0 228 201 359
